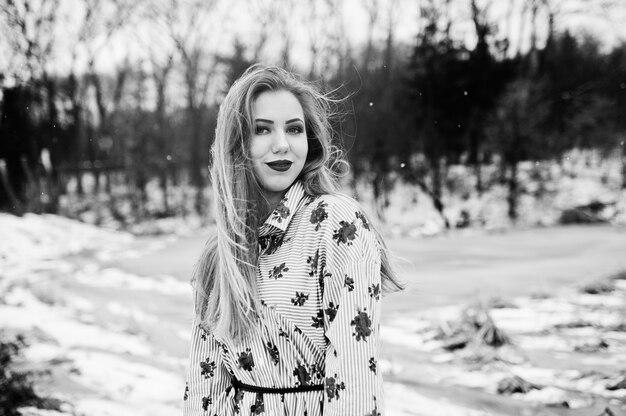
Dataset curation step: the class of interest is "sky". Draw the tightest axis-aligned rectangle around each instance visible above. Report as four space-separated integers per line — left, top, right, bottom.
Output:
2 0 626 80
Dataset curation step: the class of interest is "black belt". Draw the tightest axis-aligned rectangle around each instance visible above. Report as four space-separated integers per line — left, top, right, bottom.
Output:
231 377 324 394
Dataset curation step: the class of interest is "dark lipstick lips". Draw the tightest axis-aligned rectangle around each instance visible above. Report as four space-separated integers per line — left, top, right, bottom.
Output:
266 160 292 172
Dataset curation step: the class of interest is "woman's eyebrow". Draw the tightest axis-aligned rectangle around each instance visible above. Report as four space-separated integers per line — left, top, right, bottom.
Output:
255 118 274 124
286 118 304 124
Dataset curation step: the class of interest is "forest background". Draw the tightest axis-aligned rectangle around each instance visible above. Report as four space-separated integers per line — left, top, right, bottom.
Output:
1 0 626 231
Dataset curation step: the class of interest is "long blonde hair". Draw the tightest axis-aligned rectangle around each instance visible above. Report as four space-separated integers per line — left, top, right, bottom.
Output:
193 65 402 340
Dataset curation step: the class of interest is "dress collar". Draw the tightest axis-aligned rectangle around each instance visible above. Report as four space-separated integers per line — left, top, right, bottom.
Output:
258 180 307 238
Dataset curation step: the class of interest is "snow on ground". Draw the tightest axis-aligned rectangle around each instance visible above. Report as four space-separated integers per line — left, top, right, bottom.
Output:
0 276 185 415
381 279 626 411
0 213 132 266
1 212 509 415
356 149 626 237
3 169 626 415
385 383 492 416
1 213 187 416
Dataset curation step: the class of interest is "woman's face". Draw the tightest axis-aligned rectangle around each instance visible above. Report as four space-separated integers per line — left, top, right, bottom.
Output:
250 89 308 204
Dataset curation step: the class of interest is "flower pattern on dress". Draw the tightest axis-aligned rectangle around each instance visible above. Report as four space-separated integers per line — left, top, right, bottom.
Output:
368 283 381 300
351 309 373 341
238 348 255 371
199 324 208 341
200 359 216 379
311 309 324 328
272 199 290 223
325 374 346 402
269 263 289 279
309 201 328 231
307 250 319 277
344 275 355 291
325 301 339 322
355 211 370 231
202 396 212 411
332 221 358 245
250 393 265 414
265 341 280 365
233 389 244 413
278 327 290 341
184 182 385 416
291 291 309 306
259 234 285 256
293 362 311 386
369 357 377 374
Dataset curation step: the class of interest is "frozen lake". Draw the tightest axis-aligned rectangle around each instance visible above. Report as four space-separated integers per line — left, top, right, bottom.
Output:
112 224 626 317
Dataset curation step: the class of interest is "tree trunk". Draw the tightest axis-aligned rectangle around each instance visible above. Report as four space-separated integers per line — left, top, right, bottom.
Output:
70 77 84 196
21 155 41 213
621 140 626 189
507 159 519 221
0 159 24 214
372 171 383 219
160 171 170 214
430 156 450 229
474 159 483 195
43 76 61 213
411 171 449 230
431 156 443 206
469 127 483 195
190 106 204 214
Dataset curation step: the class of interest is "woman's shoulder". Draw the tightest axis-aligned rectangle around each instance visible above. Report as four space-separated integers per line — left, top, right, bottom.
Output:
304 192 375 247
302 192 371 230
306 192 365 218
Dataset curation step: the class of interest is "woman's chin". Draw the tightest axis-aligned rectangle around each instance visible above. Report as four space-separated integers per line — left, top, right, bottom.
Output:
260 176 298 194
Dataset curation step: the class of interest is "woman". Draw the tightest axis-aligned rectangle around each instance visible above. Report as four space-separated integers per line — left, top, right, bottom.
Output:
183 65 402 416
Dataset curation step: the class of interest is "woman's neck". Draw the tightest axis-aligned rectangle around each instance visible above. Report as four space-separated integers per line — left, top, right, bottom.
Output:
259 189 287 219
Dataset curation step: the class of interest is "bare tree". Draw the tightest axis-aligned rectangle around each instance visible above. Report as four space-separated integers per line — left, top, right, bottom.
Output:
467 0 493 194
382 0 401 75
277 0 296 67
306 0 323 78
320 0 352 79
61 0 138 196
163 0 223 214
248 0 275 62
141 3 178 214
1 0 59 82
363 0 381 71
85 0 140 195
306 0 348 79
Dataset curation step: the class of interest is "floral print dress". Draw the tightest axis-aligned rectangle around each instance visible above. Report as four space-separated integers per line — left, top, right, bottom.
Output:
183 181 384 415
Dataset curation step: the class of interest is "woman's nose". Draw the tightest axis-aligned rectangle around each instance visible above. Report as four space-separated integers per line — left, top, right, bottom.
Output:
271 130 289 153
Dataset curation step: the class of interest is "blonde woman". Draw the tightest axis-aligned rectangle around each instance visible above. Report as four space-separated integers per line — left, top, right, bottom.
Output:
183 65 402 415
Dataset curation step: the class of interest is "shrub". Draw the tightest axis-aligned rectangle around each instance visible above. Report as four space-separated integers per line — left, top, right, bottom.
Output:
497 375 539 395
439 304 510 351
0 332 62 416
581 279 615 295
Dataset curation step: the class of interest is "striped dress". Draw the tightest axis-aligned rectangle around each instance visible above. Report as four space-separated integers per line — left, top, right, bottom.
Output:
183 181 384 416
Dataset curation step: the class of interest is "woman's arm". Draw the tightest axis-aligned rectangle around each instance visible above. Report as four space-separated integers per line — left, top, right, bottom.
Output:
320 200 384 416
183 319 233 415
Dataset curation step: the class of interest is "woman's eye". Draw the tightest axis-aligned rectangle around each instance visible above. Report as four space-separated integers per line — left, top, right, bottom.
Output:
255 126 270 135
287 126 303 134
